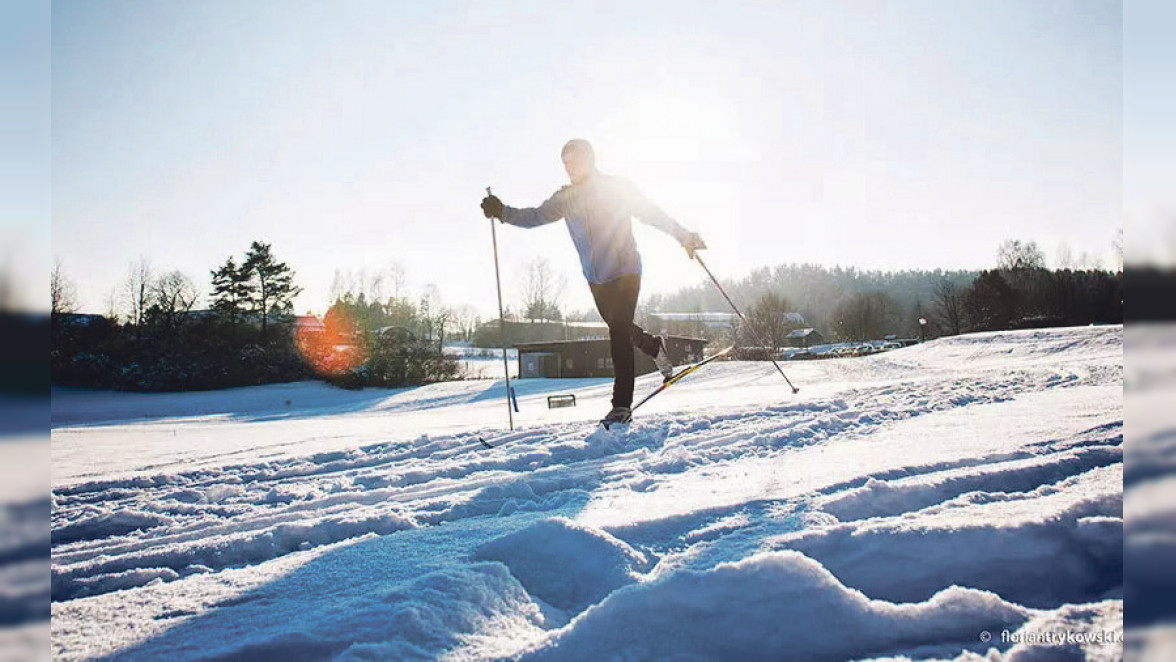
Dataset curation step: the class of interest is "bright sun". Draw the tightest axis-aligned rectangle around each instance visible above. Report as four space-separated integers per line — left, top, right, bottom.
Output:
590 88 755 295
599 89 749 168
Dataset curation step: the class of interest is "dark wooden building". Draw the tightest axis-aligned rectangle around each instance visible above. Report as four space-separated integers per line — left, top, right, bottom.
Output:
785 328 825 348
516 335 708 378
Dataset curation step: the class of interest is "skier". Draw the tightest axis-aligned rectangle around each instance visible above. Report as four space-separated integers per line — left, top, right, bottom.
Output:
481 138 707 428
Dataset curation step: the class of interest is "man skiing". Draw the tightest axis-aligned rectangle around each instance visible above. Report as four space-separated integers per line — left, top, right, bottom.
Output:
481 138 706 428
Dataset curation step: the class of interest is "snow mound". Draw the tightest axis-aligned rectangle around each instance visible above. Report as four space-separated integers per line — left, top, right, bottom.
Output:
775 466 1122 609
69 567 180 597
519 551 1031 662
114 563 547 662
817 444 1121 522
51 508 171 545
52 509 416 601
474 517 649 613
330 564 546 662
441 479 590 521
581 425 665 459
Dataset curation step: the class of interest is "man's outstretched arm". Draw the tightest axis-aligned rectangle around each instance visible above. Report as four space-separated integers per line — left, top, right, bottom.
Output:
483 188 568 228
625 181 707 257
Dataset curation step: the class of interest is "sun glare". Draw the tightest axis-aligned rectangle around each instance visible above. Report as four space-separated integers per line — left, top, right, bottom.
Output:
295 307 367 377
601 90 751 168
592 89 753 292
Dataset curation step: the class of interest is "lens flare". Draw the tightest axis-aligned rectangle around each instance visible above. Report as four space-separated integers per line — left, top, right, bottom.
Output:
294 310 366 377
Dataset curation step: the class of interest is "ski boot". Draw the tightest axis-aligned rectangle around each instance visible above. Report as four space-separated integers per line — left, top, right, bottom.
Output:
653 336 674 382
600 406 632 431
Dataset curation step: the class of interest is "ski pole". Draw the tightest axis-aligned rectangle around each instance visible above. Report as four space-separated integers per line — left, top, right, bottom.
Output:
487 187 514 430
693 252 800 394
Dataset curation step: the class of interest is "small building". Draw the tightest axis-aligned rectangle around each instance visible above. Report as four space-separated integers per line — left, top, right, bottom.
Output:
785 328 825 348
294 315 326 334
516 335 708 379
374 325 416 342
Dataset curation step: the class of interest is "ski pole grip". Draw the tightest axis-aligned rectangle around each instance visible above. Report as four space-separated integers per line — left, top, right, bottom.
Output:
485 187 502 223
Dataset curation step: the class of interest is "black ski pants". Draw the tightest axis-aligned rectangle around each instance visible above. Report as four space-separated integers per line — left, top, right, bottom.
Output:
589 274 662 408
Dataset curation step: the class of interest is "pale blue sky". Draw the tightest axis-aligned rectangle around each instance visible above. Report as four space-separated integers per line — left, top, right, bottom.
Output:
52 0 1124 317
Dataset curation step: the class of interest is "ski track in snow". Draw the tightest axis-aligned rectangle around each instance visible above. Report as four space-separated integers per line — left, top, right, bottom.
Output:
48 327 1124 661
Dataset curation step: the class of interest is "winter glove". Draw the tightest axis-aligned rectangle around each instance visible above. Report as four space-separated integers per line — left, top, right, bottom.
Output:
481 194 504 220
682 232 707 259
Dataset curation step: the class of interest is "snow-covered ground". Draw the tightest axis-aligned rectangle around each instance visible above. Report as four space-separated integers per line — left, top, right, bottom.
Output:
49 326 1124 661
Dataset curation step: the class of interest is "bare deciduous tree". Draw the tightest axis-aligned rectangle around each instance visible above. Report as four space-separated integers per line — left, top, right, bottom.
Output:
331 263 409 305
51 259 79 315
997 239 1046 272
434 307 453 350
522 257 564 321
330 269 353 303
832 291 900 342
366 269 386 304
747 291 795 350
387 262 407 300
123 258 153 337
932 279 964 336
1054 243 1075 270
997 239 1048 316
151 270 199 332
451 304 481 343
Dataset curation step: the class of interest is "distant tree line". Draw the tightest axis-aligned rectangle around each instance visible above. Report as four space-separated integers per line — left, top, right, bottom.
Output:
645 239 1122 348
51 242 461 391
645 263 979 346
52 242 308 391
52 236 1123 390
960 239 1121 332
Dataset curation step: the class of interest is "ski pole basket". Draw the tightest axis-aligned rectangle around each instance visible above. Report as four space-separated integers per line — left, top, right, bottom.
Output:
547 394 576 409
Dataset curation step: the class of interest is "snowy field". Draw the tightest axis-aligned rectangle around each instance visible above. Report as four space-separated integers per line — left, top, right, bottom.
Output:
49 326 1124 661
